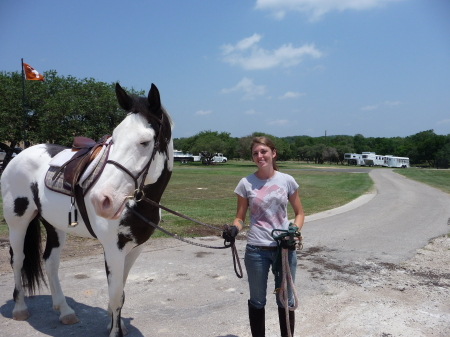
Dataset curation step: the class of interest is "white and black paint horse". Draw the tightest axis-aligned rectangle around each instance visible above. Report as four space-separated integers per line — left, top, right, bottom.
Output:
1 83 173 336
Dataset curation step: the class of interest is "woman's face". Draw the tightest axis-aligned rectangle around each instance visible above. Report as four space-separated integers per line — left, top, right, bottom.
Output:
252 143 276 170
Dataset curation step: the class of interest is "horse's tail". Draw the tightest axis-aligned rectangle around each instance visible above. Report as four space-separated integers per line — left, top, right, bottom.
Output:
21 216 47 295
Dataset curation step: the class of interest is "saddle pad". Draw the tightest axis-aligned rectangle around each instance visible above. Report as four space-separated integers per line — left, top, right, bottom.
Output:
45 144 110 196
49 149 76 167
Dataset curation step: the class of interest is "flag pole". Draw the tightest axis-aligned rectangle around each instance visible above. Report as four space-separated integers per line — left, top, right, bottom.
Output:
21 58 27 148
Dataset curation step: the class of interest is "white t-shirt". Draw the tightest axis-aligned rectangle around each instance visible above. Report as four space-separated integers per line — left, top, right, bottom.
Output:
234 171 299 247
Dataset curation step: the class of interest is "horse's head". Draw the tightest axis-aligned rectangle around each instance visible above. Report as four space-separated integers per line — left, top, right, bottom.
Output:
89 83 173 220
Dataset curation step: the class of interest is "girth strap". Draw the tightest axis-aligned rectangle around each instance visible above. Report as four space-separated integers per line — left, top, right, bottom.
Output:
74 185 97 238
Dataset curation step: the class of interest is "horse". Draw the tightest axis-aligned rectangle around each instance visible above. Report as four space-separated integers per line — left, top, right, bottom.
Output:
0 83 174 337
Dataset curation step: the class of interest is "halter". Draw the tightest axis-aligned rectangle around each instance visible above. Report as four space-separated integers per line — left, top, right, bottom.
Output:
106 113 165 202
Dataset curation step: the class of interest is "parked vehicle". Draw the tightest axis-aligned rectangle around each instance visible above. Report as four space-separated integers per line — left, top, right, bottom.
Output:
345 152 409 168
212 153 227 163
173 150 194 163
344 153 364 165
383 155 410 168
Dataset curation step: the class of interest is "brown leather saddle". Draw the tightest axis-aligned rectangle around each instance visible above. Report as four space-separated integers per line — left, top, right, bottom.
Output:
61 136 109 188
51 135 111 238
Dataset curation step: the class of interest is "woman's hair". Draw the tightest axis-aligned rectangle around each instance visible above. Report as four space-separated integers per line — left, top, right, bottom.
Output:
250 136 278 171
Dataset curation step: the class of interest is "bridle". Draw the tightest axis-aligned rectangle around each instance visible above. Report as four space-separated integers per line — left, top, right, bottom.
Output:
106 113 165 202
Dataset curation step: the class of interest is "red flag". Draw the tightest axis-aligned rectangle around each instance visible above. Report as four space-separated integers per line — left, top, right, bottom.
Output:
23 62 44 82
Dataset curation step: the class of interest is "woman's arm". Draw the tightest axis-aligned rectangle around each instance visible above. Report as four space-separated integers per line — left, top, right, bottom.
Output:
288 190 305 231
233 194 248 231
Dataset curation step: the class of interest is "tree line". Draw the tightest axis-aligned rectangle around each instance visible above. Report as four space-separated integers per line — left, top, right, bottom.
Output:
173 130 450 168
1 71 449 168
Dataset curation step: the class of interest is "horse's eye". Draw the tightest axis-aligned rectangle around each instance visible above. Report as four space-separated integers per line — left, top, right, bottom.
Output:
141 141 150 147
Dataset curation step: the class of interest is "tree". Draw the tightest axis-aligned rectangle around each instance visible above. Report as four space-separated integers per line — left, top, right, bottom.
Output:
353 134 367 154
0 70 142 148
435 137 450 169
335 144 354 164
237 135 253 160
0 71 24 150
408 130 445 166
297 145 314 163
322 147 339 164
186 130 230 165
312 144 326 164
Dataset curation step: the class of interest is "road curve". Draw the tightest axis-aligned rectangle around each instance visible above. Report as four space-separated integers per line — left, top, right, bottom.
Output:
302 168 450 264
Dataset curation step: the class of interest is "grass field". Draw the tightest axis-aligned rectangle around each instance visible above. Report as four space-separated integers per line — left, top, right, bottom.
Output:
393 168 450 195
2 162 446 239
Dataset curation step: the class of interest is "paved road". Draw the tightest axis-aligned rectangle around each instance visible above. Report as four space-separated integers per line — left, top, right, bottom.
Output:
303 169 450 265
0 169 449 336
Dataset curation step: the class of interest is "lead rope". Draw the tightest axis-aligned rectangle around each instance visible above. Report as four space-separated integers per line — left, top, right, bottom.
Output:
279 248 298 337
272 227 303 337
127 196 243 278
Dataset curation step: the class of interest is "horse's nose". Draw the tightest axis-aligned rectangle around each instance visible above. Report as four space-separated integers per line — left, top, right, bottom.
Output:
101 195 112 212
91 192 114 218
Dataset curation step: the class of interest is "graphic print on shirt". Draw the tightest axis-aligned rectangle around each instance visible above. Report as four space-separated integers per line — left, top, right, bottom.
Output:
251 184 287 228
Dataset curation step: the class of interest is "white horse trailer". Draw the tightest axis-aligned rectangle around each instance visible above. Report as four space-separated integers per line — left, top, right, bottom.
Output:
383 155 410 168
361 152 376 166
344 153 364 165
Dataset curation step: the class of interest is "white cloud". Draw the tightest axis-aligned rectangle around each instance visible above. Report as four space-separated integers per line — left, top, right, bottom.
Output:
221 34 262 54
361 105 378 111
255 0 403 21
384 100 401 107
279 91 305 99
268 119 290 126
221 34 322 70
195 110 213 115
437 119 450 125
361 100 402 111
221 77 266 100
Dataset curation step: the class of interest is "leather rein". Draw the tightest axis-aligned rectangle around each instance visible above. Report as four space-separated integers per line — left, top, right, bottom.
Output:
108 114 243 278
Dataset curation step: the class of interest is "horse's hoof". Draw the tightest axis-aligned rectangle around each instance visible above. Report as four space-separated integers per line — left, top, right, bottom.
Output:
13 309 30 321
60 313 79 325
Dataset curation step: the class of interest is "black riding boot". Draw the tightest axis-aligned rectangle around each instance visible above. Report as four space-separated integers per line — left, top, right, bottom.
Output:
248 301 265 337
278 307 295 337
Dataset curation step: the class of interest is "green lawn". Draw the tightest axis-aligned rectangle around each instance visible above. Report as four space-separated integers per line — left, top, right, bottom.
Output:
393 168 450 195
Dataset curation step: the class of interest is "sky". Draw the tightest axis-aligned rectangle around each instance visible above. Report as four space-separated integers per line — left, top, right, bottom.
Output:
1 0 449 140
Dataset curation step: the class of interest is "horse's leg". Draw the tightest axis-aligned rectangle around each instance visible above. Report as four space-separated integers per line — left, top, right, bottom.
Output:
123 244 144 284
106 244 144 336
42 220 79 325
9 222 31 321
103 246 128 337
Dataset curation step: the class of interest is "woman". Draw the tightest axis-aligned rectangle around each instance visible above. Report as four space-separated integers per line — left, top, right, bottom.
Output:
228 136 304 337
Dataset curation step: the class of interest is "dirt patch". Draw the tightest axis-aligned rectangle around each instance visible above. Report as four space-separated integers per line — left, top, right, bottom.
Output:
294 235 450 336
1 231 449 336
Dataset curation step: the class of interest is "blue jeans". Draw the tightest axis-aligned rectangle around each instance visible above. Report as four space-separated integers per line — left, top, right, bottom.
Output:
244 244 297 310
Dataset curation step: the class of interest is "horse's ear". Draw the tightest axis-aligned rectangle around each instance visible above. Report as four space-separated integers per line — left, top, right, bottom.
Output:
115 83 133 111
148 83 161 112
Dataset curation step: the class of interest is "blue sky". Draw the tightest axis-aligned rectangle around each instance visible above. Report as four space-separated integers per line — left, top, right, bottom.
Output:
1 0 449 139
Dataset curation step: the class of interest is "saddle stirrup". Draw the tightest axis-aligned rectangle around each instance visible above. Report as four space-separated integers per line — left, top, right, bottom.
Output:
68 202 78 227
